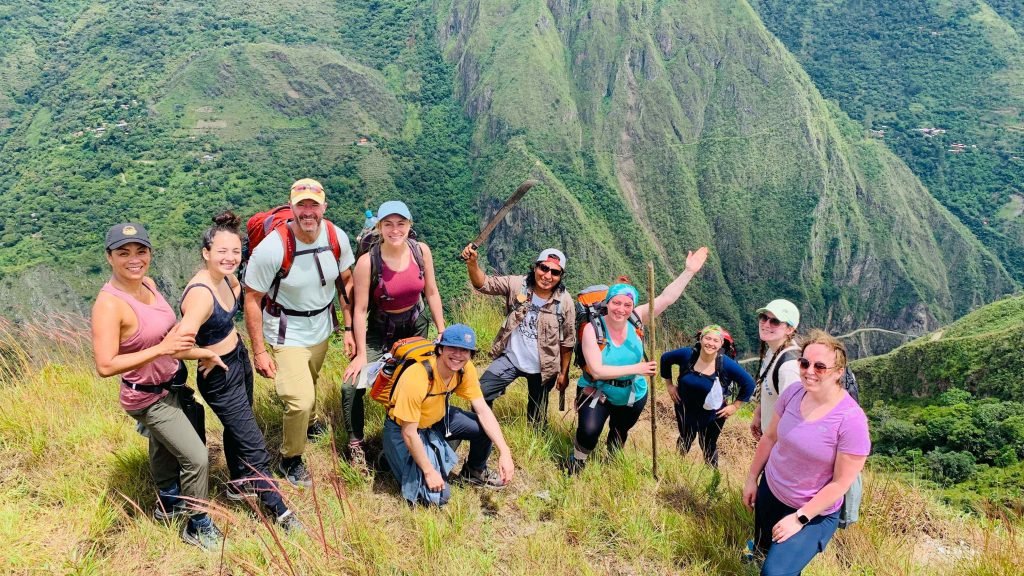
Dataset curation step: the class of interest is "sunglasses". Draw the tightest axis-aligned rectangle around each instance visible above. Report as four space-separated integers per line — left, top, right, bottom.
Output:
536 262 564 277
798 357 836 375
291 183 323 193
757 313 784 328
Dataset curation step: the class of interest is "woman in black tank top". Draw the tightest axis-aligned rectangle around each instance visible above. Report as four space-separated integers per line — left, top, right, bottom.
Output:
179 211 301 532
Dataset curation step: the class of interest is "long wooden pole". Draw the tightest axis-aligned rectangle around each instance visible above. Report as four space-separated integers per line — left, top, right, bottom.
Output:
647 262 658 480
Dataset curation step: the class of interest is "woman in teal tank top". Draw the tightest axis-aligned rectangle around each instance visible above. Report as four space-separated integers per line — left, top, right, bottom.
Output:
567 247 709 473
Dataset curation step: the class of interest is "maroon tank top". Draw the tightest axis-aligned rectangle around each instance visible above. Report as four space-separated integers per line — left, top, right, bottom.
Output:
373 253 425 311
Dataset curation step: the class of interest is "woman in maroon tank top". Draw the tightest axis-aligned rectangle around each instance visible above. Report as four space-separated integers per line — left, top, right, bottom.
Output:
90 222 225 549
340 200 446 469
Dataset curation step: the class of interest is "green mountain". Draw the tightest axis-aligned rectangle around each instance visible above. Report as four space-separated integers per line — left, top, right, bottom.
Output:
0 1 1016 351
750 0 1024 281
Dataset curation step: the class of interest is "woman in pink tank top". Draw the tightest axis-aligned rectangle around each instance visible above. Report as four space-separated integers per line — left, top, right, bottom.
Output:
340 200 446 468
90 222 225 549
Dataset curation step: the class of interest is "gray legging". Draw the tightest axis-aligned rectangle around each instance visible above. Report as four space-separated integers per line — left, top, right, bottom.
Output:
342 306 429 441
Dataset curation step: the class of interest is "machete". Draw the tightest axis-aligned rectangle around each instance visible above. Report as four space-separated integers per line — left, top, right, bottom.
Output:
460 178 539 259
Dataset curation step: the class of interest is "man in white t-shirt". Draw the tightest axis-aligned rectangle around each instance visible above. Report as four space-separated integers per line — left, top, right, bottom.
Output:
243 178 355 486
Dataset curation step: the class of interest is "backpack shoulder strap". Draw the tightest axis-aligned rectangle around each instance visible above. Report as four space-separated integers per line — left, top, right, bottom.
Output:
771 348 801 394
277 224 297 278
323 221 349 305
368 242 384 307
408 239 425 281
420 358 434 401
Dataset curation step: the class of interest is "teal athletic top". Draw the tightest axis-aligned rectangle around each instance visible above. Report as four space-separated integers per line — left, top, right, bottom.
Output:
577 317 648 406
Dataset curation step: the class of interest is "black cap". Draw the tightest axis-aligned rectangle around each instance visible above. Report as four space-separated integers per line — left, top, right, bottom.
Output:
105 223 152 250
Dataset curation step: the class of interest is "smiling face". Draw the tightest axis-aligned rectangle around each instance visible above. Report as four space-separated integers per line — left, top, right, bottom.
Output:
799 343 842 392
438 345 472 373
203 230 242 276
532 260 563 292
292 198 326 235
700 331 724 356
758 310 796 346
106 242 151 281
378 214 411 246
605 294 635 323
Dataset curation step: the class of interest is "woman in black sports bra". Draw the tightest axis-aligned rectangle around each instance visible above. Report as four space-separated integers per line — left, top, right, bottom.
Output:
179 211 300 531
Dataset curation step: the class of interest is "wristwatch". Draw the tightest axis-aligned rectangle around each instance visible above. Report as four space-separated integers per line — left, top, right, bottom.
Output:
796 509 810 525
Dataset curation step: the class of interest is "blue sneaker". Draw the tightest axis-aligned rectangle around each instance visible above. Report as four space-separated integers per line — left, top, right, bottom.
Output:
181 515 223 551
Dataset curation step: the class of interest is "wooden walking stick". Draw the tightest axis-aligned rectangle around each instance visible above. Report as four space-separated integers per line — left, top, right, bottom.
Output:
647 262 659 480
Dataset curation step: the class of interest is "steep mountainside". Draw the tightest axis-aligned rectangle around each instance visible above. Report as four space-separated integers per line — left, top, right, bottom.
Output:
0 0 1015 350
750 0 1024 281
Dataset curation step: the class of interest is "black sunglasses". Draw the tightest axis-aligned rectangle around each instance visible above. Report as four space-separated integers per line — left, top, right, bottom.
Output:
757 313 784 328
536 262 564 277
798 357 835 375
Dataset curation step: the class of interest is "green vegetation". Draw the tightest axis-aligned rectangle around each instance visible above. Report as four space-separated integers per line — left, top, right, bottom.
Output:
853 295 1024 515
2 299 1023 574
751 0 1024 281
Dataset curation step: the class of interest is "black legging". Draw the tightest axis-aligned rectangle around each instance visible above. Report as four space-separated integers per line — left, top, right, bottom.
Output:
675 402 726 467
574 390 648 454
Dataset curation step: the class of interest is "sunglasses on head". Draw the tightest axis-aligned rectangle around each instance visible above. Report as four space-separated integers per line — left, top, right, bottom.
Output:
536 262 563 277
798 357 836 375
757 313 784 328
291 183 323 193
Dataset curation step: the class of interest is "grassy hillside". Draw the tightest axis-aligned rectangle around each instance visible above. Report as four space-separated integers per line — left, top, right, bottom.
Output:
750 0 1024 281
852 294 1024 514
0 0 1017 354
1 302 1022 574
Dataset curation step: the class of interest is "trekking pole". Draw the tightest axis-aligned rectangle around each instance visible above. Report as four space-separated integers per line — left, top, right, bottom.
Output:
647 262 659 480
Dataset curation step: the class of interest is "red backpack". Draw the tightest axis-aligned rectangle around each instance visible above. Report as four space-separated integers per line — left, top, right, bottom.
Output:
245 205 349 344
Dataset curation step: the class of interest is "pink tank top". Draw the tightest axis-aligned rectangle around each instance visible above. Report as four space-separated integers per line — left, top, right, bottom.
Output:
374 253 425 311
101 281 179 411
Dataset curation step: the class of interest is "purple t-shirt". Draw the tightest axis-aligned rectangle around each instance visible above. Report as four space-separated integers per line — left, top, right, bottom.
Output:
764 383 871 514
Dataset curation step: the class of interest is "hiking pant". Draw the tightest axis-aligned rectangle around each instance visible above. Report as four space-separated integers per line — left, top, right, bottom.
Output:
272 338 329 458
198 341 287 517
674 402 726 467
480 353 553 426
341 307 429 441
754 476 839 576
574 391 648 454
126 391 209 504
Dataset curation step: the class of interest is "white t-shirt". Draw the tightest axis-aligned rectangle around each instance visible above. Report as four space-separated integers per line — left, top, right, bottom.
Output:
244 223 355 347
504 293 548 374
759 345 801 425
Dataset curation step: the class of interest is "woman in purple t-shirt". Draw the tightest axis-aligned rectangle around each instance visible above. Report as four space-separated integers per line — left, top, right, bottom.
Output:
742 330 870 575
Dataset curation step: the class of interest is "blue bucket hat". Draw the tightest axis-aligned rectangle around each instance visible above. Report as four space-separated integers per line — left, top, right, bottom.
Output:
438 324 477 351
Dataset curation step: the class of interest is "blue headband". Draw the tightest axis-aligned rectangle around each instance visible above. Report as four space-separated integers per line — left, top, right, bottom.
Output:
605 283 639 304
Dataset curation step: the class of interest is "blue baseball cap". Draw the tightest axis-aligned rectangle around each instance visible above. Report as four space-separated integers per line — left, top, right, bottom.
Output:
438 324 477 351
377 200 412 221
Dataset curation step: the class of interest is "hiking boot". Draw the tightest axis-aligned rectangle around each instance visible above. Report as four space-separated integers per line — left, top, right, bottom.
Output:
180 515 224 551
456 466 506 490
347 440 368 472
154 484 189 520
225 481 258 502
306 420 329 439
563 454 586 476
276 509 303 533
278 457 312 488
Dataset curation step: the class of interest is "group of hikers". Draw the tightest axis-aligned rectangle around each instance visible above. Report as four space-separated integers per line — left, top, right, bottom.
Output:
91 178 870 574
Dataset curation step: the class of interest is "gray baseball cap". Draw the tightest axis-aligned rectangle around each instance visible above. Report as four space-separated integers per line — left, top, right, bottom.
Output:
105 223 152 250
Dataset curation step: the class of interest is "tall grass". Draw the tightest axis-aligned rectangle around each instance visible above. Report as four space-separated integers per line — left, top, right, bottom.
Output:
0 308 1021 574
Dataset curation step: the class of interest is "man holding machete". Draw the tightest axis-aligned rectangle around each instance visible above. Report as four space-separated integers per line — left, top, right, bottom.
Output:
459 179 575 426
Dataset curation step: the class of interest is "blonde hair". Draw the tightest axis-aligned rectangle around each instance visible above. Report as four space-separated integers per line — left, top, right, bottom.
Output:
800 329 847 372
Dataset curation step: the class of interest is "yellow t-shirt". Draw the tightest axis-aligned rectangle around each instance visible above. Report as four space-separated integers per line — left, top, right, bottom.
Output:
388 358 483 428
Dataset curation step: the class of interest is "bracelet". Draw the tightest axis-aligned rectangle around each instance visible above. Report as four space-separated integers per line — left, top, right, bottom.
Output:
344 326 353 332
254 350 268 358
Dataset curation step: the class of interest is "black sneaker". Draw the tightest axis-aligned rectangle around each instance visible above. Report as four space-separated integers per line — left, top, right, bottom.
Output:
456 466 506 490
278 457 312 488
153 500 189 521
225 481 258 502
306 420 329 439
181 516 224 550
276 509 303 533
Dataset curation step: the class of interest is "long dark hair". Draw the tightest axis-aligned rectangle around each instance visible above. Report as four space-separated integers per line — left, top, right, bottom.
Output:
201 210 242 252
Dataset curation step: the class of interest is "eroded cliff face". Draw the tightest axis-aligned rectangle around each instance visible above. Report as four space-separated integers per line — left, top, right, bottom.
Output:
440 0 1014 348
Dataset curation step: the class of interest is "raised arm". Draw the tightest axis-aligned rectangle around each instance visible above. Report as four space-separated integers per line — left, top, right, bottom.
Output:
635 246 708 323
460 244 487 289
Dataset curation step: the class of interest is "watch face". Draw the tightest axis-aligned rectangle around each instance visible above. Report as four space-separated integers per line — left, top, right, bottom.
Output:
798 514 810 525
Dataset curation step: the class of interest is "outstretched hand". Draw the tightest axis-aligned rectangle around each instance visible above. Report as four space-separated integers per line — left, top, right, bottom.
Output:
685 246 709 274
